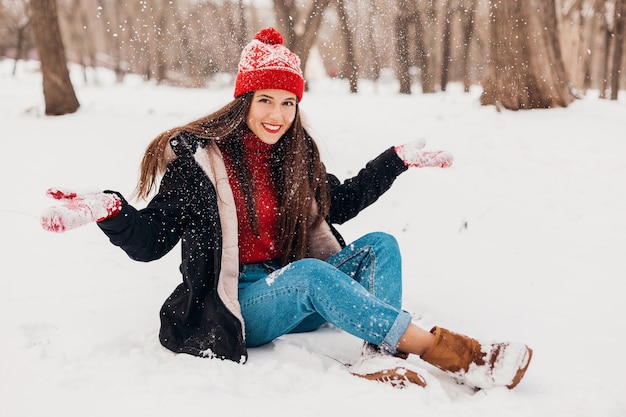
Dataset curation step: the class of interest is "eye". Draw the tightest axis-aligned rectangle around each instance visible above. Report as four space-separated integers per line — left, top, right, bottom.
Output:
283 100 296 107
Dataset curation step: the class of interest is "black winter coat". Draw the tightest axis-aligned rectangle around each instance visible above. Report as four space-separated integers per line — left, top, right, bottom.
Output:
98 132 408 363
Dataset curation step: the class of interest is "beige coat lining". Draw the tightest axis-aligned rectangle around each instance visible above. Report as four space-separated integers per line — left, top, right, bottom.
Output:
191 142 343 338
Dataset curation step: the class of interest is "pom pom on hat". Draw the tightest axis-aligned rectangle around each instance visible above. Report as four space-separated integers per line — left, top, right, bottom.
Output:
254 27 284 45
234 27 305 101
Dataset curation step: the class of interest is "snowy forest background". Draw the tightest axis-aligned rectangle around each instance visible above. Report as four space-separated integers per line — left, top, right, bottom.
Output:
2 0 625 107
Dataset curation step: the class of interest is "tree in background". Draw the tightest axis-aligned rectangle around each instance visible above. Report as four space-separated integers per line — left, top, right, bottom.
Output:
480 0 576 109
5 0 623 100
394 0 437 94
440 0 478 93
395 0 413 94
336 0 358 92
559 0 625 101
610 0 625 100
0 0 33 76
30 0 79 115
273 0 331 80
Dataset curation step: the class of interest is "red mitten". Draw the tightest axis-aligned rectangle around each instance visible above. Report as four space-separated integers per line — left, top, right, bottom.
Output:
395 139 454 168
41 187 122 233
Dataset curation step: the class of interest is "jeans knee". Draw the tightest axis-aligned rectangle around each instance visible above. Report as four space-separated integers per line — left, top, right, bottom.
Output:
287 258 340 291
364 231 400 253
291 258 328 271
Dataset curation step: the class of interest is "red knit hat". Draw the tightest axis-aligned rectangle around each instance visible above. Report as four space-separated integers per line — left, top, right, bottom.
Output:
234 27 305 101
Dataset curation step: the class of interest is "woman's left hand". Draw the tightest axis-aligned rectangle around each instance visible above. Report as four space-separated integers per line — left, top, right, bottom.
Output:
395 139 454 168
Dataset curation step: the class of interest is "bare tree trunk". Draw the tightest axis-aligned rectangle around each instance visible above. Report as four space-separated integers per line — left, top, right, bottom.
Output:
441 0 477 92
337 0 358 93
62 0 96 84
31 0 80 115
461 0 477 92
234 0 248 50
481 0 575 110
95 0 126 82
416 1 437 93
366 0 382 82
395 0 412 94
610 0 625 100
151 0 172 84
574 0 596 93
273 0 331 80
586 0 606 92
560 0 584 90
441 0 454 91
600 0 612 99
11 16 31 76
273 0 296 47
441 0 453 92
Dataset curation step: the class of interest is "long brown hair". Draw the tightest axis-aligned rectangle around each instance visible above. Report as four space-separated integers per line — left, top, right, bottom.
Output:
134 92 330 264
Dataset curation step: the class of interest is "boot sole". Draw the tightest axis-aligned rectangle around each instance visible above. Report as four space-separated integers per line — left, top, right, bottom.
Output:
352 367 427 388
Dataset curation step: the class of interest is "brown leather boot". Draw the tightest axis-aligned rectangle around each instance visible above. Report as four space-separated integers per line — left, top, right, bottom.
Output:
420 327 532 390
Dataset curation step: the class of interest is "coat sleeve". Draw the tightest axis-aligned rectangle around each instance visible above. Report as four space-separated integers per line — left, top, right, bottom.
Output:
328 146 408 225
97 151 205 262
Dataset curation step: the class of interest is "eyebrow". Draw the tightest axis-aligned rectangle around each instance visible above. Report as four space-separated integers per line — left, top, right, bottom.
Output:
257 93 296 102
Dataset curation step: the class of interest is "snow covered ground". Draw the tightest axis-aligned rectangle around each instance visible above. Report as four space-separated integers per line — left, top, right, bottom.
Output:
1 59 625 417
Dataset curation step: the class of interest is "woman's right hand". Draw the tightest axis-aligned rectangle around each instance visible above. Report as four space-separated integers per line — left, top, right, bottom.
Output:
41 188 122 233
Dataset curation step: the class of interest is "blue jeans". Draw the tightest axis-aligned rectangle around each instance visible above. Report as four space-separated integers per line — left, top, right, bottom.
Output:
238 232 412 353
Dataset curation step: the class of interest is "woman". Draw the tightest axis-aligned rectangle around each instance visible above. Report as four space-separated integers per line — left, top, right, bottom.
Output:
42 27 531 390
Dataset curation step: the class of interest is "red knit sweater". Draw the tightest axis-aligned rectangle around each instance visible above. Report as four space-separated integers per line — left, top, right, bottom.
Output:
222 132 282 264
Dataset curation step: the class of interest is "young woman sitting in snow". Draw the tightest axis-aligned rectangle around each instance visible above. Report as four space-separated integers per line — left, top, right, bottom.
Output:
41 27 532 390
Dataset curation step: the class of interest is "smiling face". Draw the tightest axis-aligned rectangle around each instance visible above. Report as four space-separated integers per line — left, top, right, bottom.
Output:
246 89 297 145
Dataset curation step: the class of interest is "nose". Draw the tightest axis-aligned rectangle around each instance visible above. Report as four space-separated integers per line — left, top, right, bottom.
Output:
269 103 283 120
